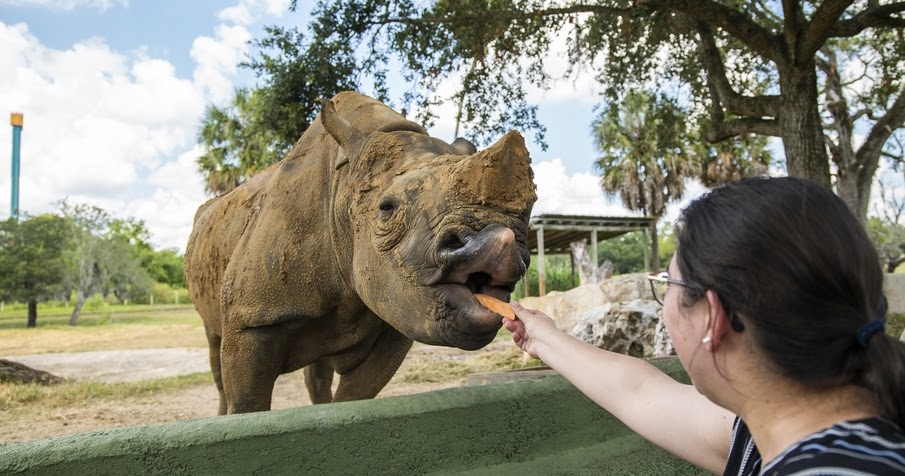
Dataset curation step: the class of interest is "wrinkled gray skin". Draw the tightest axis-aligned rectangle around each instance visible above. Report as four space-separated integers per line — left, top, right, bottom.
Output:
184 91 537 414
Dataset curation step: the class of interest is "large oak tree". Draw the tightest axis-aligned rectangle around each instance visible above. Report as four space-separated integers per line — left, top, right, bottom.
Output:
250 0 904 219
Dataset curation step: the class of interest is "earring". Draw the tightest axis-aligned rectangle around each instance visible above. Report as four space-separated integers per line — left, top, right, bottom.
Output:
702 336 712 345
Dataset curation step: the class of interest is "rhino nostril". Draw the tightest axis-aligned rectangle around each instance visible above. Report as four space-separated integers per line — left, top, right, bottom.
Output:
438 230 470 253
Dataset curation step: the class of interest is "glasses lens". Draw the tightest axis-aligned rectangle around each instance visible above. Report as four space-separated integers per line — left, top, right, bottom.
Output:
653 280 668 304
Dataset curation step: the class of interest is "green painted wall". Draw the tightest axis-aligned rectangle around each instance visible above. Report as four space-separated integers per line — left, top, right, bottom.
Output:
0 358 706 475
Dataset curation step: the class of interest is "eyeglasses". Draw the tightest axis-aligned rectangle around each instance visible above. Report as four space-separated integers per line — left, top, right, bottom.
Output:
646 272 696 305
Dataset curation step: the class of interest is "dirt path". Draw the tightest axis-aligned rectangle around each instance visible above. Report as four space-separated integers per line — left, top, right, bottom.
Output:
0 342 514 445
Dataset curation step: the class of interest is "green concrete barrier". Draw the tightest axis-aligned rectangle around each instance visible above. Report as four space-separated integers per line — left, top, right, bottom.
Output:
0 358 706 475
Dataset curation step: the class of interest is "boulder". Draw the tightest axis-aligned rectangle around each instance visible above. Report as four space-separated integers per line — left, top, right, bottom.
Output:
570 299 672 358
519 273 673 357
519 273 653 332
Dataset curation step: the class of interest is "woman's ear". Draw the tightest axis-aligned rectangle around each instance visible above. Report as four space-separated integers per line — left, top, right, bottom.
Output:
704 290 731 350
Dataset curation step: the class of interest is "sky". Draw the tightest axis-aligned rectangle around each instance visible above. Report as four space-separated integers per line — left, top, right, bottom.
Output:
0 0 701 252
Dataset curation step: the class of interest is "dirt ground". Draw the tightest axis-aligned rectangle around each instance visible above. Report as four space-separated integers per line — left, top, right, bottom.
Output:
1 341 516 445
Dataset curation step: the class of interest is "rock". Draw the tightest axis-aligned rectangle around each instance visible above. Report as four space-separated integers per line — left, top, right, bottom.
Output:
599 273 651 304
519 285 607 333
0 359 66 385
569 299 671 358
518 273 673 358
519 273 653 333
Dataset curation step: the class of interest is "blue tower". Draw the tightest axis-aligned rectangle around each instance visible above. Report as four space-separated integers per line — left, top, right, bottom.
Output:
10 112 22 221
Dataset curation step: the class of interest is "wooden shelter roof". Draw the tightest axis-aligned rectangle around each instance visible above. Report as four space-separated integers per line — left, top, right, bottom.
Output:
526 214 654 254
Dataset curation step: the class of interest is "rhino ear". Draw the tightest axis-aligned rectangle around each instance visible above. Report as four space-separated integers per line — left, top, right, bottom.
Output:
450 137 477 155
317 97 366 169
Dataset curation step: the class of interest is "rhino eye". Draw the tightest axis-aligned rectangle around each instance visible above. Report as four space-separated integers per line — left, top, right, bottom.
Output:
378 198 398 214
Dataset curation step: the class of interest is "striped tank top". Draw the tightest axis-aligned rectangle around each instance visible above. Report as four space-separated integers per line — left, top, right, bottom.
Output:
723 417 905 475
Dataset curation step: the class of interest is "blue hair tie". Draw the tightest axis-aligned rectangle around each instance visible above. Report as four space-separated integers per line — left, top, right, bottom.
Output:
856 319 885 348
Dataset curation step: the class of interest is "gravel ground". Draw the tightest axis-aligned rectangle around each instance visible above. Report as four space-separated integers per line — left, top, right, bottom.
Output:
2 348 211 383
0 342 517 444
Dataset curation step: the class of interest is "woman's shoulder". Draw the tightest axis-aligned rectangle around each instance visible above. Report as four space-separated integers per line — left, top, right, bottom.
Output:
763 417 905 475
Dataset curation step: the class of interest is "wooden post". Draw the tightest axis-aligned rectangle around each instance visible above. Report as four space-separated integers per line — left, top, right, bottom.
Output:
590 229 598 268
537 227 546 296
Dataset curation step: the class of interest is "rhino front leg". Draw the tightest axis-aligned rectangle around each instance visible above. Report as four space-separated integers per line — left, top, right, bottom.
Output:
304 360 335 404
332 325 414 402
220 324 289 413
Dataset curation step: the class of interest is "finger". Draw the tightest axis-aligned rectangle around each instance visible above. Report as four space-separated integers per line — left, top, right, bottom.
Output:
511 301 533 321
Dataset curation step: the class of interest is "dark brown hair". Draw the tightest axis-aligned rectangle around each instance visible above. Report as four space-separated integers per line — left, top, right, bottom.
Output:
675 176 905 428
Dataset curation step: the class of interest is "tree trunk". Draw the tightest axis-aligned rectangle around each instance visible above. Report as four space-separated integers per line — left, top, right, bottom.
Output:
69 291 85 326
26 299 37 328
836 164 873 223
650 220 660 273
778 62 831 189
820 48 877 223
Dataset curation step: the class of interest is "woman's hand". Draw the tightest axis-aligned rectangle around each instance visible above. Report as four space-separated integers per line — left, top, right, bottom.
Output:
502 302 559 360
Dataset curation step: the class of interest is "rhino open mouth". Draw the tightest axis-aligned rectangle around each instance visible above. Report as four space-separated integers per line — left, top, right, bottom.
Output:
431 271 515 347
465 271 514 301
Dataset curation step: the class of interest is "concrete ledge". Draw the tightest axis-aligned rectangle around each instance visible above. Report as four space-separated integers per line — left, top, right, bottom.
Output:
0 358 705 475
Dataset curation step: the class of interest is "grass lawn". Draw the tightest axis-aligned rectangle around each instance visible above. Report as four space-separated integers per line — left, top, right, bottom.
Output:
0 305 206 355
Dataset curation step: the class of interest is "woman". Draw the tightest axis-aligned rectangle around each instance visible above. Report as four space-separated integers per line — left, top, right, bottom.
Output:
504 177 905 475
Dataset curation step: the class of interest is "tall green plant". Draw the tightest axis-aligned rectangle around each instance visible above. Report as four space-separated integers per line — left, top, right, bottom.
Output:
196 89 285 196
593 90 697 272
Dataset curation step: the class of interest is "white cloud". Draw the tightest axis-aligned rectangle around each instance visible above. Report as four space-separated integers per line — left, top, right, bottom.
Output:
190 24 252 104
530 158 708 227
0 21 206 248
0 0 126 10
0 0 299 253
531 159 631 216
125 146 208 250
217 0 291 26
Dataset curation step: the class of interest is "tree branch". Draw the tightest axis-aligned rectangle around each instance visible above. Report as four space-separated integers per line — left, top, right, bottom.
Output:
831 1 905 38
366 5 632 27
782 0 803 60
697 22 781 119
800 0 854 58
642 0 783 63
856 89 905 165
707 117 781 141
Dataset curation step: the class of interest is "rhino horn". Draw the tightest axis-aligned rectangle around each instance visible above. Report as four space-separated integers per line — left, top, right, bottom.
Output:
318 97 367 169
446 130 537 212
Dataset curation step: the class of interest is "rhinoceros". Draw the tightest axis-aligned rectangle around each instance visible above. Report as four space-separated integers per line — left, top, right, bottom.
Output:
184 91 537 414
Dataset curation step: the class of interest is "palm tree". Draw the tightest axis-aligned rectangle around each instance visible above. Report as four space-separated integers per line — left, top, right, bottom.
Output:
593 90 698 272
196 89 285 196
